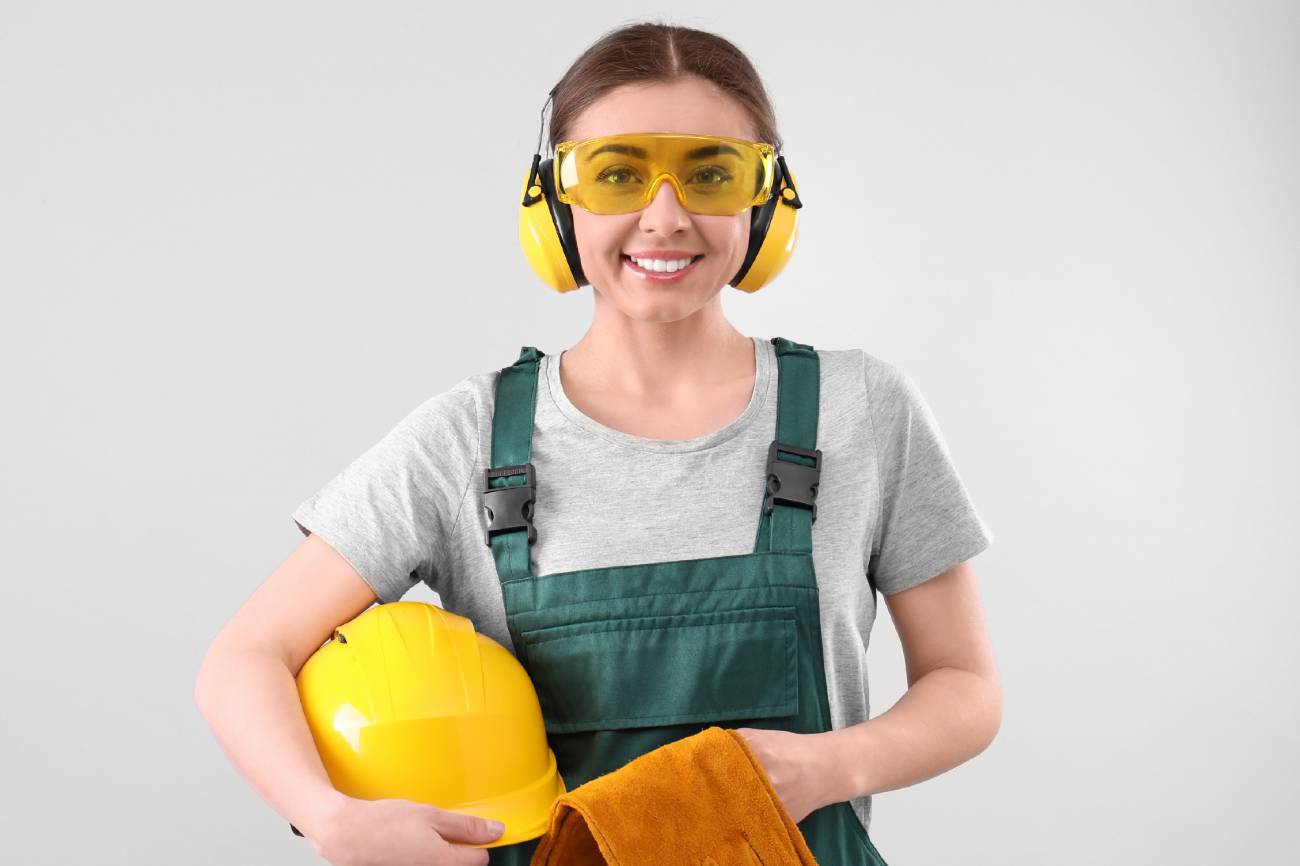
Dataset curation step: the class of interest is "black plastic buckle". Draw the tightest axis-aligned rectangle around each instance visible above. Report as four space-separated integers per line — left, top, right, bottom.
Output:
764 440 821 521
483 463 537 546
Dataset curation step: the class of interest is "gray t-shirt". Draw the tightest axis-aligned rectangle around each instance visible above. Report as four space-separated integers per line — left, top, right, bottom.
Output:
291 334 994 834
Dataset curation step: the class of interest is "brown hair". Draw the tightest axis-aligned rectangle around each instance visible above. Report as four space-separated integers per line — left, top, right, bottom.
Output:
547 20 783 154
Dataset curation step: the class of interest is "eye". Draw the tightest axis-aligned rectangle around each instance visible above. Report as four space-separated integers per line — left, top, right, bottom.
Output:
595 166 641 185
688 166 733 186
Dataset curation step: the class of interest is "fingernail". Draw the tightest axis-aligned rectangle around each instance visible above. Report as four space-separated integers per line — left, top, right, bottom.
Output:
488 820 506 834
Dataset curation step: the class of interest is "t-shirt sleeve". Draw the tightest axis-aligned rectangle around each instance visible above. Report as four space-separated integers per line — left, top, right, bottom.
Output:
290 382 479 604
863 351 994 596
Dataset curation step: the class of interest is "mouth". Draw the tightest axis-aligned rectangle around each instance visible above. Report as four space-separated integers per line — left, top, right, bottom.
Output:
621 254 706 282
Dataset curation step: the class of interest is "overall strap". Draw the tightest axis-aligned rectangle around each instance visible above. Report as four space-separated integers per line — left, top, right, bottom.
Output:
484 346 544 581
755 336 821 555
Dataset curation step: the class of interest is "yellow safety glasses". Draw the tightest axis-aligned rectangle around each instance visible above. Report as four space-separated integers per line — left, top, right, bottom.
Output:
554 132 777 216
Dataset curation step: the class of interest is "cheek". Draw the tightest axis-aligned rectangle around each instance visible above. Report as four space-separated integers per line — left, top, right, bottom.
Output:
704 216 752 266
570 211 624 265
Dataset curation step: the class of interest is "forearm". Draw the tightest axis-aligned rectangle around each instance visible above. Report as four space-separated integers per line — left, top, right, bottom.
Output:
194 642 346 843
815 666 1002 805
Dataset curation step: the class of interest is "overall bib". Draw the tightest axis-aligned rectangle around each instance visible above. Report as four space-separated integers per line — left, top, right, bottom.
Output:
483 337 889 866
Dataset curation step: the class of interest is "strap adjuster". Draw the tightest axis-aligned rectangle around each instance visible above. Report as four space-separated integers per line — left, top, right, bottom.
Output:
764 440 821 522
483 463 537 546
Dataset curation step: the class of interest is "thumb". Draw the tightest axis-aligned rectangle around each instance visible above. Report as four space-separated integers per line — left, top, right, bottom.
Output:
430 807 507 843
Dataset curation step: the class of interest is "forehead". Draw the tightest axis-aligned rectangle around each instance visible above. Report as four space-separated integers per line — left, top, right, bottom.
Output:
565 76 757 143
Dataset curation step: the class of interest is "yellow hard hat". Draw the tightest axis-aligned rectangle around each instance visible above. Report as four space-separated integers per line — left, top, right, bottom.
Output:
295 601 566 848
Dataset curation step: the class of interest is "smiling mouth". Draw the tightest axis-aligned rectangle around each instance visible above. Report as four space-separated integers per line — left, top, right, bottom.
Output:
620 254 706 275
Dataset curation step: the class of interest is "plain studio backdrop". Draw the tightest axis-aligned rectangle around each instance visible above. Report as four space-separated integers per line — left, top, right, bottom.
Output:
2 1 1296 863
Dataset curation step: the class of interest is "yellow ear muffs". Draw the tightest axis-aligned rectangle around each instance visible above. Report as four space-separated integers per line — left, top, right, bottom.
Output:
730 155 803 293
518 154 585 293
516 152 803 294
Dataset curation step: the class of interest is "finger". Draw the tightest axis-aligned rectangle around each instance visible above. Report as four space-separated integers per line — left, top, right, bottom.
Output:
429 807 507 844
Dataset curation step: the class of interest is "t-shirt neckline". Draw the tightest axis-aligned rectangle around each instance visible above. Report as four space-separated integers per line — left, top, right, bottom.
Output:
543 335 772 453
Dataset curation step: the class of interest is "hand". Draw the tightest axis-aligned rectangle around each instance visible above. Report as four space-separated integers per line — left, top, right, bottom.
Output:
732 728 834 825
309 795 506 866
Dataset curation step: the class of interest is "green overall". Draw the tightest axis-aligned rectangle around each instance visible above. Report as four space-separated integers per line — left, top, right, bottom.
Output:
483 337 889 866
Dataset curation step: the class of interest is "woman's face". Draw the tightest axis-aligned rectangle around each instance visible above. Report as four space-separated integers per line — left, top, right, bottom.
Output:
563 76 757 321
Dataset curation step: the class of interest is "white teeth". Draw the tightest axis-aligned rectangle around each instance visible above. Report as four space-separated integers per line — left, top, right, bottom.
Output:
631 256 694 272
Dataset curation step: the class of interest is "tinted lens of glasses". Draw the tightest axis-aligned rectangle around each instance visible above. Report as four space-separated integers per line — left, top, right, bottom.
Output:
559 135 772 215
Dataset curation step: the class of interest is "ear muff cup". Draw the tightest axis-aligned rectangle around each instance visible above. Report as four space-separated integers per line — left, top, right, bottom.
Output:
730 156 802 293
518 156 585 292
517 153 801 294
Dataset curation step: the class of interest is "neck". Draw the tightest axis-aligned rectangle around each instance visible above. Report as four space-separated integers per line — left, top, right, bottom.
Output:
562 296 753 401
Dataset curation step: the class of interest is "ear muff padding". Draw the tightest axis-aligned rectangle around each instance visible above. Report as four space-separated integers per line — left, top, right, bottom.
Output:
728 155 795 289
535 157 586 287
731 159 783 287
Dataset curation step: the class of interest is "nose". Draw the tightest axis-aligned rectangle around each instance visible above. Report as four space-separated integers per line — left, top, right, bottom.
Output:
638 175 692 233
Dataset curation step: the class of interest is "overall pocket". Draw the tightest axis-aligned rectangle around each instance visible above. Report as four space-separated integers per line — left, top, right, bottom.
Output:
517 604 799 733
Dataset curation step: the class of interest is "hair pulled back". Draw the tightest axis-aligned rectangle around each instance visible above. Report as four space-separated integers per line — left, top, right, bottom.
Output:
547 21 782 154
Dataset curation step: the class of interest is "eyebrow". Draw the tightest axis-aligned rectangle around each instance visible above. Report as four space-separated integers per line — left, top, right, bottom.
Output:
686 144 742 159
588 143 648 158
586 142 744 159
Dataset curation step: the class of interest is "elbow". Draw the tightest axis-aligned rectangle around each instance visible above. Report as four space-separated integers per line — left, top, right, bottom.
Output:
194 628 239 716
975 672 1003 752
194 660 212 717
193 642 223 717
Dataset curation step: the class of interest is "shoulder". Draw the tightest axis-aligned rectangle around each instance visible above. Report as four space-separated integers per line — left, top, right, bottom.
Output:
856 348 913 397
402 374 481 429
806 343 916 406
808 346 937 449
853 348 930 422
385 371 495 458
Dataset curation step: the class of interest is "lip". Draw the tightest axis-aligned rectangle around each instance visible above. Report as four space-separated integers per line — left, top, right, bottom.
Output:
623 249 702 260
622 253 704 283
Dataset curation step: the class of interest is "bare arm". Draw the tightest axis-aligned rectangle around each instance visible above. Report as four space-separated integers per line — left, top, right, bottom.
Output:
816 559 1003 803
193 533 378 847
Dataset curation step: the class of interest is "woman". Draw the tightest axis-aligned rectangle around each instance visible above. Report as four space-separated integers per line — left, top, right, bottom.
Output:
195 21 1001 866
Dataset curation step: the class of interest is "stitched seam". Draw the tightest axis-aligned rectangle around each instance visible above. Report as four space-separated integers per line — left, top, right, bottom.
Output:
523 608 795 645
501 580 817 618
499 549 813 589
861 349 885 564
500 548 810 584
548 701 798 729
437 386 478 580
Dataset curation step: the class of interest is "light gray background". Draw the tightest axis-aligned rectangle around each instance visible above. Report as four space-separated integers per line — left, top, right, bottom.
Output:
2 1 1296 863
